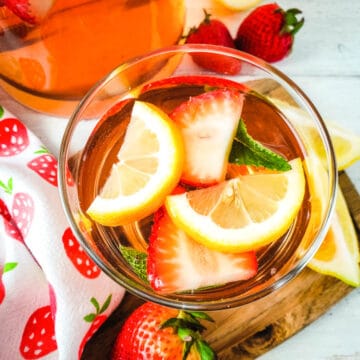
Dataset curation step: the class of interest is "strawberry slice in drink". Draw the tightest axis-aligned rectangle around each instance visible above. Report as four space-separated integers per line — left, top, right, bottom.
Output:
147 206 258 294
170 88 244 186
2 0 55 25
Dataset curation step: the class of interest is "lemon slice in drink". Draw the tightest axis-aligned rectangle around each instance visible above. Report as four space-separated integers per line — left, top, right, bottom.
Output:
87 101 184 226
308 187 360 287
165 158 305 253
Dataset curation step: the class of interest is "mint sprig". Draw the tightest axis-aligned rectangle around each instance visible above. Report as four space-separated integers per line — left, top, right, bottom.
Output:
119 245 148 282
229 118 291 171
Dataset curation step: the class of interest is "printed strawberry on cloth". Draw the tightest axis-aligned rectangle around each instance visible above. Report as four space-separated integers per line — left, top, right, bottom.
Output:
0 104 126 359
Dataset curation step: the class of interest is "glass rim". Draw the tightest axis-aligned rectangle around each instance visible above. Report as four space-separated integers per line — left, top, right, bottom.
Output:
58 44 338 310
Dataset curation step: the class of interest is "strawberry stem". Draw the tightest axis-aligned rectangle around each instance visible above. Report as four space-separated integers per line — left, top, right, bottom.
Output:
183 8 213 39
278 8 305 36
161 310 216 359
202 8 212 25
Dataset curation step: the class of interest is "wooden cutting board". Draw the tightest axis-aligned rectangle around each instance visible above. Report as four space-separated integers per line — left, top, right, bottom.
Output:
81 81 360 359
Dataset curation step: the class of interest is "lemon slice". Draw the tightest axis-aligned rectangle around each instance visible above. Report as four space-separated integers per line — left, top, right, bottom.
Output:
165 158 305 253
216 0 262 11
87 101 184 226
271 99 360 171
308 187 360 287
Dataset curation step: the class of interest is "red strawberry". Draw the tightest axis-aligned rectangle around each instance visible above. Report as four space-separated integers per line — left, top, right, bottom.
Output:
185 10 241 74
111 301 215 360
28 152 58 186
170 89 244 186
62 227 101 278
78 295 111 359
147 206 258 294
2 0 55 25
0 117 29 156
235 3 304 63
19 305 57 359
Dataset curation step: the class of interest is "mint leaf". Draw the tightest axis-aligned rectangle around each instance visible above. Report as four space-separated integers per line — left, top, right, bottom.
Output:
119 245 148 283
229 119 291 171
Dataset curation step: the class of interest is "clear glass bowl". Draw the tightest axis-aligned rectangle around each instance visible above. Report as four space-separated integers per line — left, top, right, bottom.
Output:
58 44 337 310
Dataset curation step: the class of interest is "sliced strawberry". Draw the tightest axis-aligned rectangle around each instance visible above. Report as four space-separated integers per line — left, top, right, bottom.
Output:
19 305 57 359
170 89 244 186
0 118 29 156
3 0 55 25
62 227 101 279
147 207 258 294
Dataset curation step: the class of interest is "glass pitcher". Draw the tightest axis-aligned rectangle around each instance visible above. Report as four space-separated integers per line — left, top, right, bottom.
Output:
0 0 185 115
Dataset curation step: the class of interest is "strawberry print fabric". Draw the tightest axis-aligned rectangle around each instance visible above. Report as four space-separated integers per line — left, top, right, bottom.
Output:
0 105 125 359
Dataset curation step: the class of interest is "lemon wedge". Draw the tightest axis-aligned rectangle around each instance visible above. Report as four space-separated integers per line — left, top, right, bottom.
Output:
308 187 360 287
165 158 305 253
87 101 184 226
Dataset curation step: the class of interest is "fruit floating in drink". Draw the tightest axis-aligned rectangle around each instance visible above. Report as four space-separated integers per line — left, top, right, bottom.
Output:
0 0 185 115
76 75 312 296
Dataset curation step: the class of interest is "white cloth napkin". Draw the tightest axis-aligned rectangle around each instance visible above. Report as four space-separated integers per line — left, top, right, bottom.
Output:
0 104 125 359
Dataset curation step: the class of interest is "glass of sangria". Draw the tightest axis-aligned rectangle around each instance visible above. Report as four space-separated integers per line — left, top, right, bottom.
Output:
0 0 185 115
58 44 337 310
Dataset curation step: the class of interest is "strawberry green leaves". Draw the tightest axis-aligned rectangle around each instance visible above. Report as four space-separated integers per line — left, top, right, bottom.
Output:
161 310 216 360
229 118 291 171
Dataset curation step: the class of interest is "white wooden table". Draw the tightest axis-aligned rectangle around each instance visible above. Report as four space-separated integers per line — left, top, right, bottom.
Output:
1 1 359 359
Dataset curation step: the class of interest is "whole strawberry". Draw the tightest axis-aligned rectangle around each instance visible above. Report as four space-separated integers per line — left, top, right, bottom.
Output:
111 302 216 359
186 9 235 49
185 10 241 74
235 3 304 63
